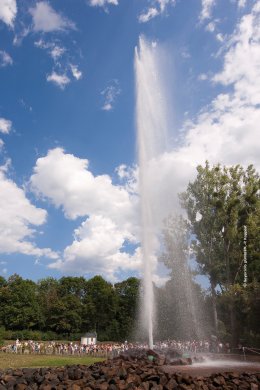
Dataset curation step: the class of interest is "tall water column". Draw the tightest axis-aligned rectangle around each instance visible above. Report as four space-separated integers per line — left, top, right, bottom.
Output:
135 36 169 349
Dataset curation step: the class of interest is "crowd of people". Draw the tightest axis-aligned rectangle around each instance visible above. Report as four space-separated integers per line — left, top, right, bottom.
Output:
0 337 231 356
1 340 119 356
155 338 231 354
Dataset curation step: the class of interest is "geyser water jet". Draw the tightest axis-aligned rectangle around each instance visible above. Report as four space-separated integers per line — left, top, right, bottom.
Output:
135 36 169 349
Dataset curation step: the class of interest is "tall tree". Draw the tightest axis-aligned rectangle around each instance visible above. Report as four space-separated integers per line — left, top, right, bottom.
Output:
37 277 61 332
114 277 140 340
0 274 40 330
83 276 117 340
58 276 86 300
179 162 260 345
37 277 85 335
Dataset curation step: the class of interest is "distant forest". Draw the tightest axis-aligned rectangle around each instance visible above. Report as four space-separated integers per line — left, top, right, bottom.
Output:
0 274 140 342
0 163 259 347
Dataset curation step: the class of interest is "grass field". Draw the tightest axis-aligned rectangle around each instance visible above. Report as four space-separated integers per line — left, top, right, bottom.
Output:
0 354 105 370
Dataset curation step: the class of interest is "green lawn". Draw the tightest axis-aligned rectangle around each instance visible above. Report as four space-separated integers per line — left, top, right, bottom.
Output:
0 353 105 370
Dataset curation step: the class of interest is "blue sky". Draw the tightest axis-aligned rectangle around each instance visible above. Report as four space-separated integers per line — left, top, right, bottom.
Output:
0 0 259 285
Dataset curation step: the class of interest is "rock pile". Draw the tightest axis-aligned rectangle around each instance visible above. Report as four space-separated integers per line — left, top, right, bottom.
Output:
119 348 193 366
0 357 259 389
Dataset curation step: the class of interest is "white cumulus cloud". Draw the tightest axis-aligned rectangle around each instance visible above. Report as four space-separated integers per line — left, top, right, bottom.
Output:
139 0 176 23
0 118 12 134
89 0 118 7
49 215 141 281
199 0 216 21
238 0 247 8
46 71 70 89
30 148 139 280
35 39 66 61
70 64 82 80
212 2 260 106
0 167 58 259
0 0 17 27
216 33 225 42
139 8 159 23
0 50 13 67
35 40 82 86
50 46 65 61
30 148 137 226
205 21 215 32
30 2 75 33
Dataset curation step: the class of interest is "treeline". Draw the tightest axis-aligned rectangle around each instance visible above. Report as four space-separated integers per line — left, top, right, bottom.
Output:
0 275 140 342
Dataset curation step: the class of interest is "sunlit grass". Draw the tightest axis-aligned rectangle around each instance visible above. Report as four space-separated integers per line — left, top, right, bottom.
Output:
0 353 105 370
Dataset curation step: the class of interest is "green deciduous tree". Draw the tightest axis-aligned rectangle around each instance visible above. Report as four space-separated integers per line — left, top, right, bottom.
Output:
37 277 84 336
83 276 117 340
0 274 41 330
179 162 260 346
114 277 140 340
